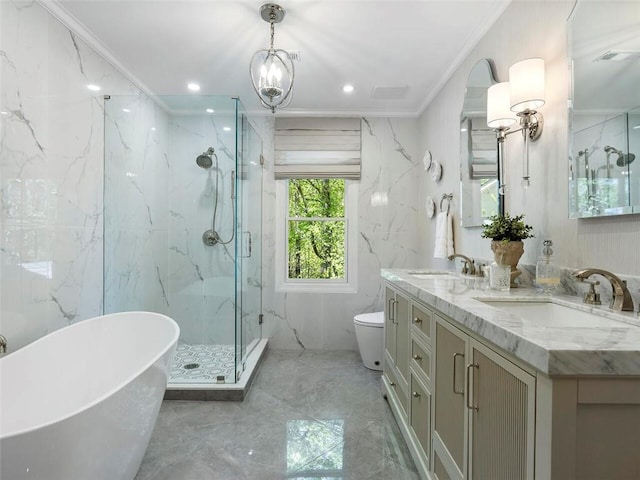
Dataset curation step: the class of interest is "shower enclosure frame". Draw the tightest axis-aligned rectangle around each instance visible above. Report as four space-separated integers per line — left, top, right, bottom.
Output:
103 94 264 393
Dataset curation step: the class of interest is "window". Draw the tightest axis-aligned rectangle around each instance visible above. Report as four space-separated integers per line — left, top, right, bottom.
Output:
276 178 357 292
288 178 345 280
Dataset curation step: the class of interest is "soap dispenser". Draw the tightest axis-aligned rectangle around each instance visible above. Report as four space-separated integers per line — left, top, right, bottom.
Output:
536 239 560 293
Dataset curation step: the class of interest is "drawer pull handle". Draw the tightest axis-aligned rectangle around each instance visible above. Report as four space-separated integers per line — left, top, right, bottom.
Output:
453 352 464 395
413 316 422 324
413 354 422 361
412 391 421 398
389 381 396 387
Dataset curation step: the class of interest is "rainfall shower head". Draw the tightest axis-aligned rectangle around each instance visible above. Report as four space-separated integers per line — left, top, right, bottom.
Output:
196 147 217 169
604 145 636 167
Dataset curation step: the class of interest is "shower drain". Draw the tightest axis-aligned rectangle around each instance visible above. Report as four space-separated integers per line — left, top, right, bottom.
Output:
183 363 200 370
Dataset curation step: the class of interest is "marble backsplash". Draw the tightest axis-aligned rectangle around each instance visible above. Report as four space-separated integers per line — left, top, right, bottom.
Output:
457 253 640 313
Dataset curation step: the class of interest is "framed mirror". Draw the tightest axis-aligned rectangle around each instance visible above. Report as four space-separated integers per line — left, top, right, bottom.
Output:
568 0 640 218
460 59 501 227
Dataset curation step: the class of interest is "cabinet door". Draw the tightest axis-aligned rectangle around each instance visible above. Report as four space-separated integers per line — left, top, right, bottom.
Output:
395 291 410 383
433 318 468 480
384 286 397 362
468 339 535 480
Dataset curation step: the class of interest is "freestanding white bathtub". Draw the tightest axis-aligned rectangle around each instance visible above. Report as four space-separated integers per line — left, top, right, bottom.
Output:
0 311 179 480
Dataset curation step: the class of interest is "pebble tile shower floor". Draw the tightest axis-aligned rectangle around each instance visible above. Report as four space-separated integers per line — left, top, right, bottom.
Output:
136 349 420 480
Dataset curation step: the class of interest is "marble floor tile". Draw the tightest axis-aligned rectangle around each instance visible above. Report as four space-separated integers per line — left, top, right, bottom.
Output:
136 349 419 480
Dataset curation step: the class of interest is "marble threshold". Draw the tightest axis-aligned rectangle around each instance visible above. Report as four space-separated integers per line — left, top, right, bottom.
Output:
383 268 640 376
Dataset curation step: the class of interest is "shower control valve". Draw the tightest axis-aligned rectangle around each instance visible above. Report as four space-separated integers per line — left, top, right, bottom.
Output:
202 229 221 246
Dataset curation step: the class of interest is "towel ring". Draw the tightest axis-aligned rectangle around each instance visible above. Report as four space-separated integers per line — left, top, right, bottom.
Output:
440 193 453 215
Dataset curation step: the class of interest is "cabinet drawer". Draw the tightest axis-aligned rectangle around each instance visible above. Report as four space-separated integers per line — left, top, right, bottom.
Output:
411 303 432 341
411 338 431 384
410 373 432 464
385 367 408 416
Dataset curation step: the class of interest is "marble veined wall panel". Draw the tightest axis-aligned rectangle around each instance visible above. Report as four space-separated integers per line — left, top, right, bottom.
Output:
260 117 421 350
103 94 170 315
0 1 150 351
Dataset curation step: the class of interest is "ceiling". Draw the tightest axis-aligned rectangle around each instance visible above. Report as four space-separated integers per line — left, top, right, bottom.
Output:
48 0 511 116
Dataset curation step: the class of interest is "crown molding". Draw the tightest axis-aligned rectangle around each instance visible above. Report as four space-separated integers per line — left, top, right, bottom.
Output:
416 0 512 117
35 0 158 100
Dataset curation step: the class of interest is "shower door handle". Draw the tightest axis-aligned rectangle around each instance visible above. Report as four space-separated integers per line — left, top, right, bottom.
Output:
240 231 252 258
243 231 252 258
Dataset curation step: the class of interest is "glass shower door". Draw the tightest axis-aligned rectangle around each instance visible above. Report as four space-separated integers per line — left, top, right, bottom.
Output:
235 108 263 380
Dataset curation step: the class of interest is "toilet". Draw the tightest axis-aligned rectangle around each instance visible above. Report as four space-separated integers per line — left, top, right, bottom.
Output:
353 311 384 371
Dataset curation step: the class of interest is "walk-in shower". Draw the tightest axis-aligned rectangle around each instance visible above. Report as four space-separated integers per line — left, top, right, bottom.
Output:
103 95 264 399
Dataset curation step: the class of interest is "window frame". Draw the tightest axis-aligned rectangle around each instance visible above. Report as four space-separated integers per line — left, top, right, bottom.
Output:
275 178 358 293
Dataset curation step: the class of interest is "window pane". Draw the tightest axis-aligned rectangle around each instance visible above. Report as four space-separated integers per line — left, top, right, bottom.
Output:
288 220 345 279
289 179 345 218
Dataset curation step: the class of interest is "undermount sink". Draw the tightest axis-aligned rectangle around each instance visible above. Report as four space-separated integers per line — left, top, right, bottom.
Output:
477 300 626 328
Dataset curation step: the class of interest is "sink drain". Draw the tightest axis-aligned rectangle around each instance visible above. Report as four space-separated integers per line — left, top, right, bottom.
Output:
183 363 200 370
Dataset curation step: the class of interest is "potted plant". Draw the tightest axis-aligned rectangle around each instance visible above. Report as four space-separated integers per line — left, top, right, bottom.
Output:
481 213 534 287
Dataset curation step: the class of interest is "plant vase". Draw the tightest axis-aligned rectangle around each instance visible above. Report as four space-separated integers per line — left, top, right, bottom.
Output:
491 240 524 287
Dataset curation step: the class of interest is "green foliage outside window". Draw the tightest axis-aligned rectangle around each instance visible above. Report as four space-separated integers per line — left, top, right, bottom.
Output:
288 179 346 280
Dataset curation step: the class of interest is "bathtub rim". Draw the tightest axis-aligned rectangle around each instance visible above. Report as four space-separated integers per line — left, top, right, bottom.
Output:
0 311 179 440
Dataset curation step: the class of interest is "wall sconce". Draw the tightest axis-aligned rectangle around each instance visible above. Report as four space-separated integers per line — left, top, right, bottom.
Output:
487 82 517 202
487 58 545 190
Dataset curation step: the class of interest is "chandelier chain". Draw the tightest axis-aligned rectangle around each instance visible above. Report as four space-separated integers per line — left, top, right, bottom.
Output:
269 18 275 50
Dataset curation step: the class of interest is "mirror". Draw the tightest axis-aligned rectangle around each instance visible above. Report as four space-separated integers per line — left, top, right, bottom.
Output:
568 0 640 218
460 59 501 227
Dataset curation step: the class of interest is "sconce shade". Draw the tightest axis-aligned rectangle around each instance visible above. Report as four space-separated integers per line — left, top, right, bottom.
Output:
509 58 545 113
487 82 517 129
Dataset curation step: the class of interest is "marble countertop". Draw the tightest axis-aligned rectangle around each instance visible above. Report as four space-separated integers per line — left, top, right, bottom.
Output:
382 268 640 376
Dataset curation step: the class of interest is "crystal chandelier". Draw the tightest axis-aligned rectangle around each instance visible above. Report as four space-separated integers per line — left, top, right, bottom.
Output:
249 3 294 113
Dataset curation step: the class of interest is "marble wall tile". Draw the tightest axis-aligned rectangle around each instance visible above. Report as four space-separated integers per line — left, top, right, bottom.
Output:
0 1 153 351
260 117 421 350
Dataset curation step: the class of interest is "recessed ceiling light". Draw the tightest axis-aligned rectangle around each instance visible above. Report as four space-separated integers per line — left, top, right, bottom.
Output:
151 127 156 131
0 111 8 116
206 108 215 113
223 126 231 132
187 83 201 92
633 124 640 130
122 108 131 113
87 84 101 92
343 84 355 93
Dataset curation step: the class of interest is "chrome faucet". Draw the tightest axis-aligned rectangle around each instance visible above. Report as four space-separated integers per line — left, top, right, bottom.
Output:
448 254 476 276
572 268 634 312
0 334 6 356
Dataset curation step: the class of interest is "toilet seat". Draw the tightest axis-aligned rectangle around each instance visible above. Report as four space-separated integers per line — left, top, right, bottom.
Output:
354 311 384 327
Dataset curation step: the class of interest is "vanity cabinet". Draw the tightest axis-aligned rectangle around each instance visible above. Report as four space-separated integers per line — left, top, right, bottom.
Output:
383 281 535 480
433 316 535 480
384 285 434 474
382 271 640 480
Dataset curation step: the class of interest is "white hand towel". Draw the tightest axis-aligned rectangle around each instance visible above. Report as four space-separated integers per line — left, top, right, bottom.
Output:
433 212 455 259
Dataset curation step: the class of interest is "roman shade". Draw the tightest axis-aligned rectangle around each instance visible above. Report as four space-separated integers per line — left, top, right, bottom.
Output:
274 117 361 179
467 117 497 179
